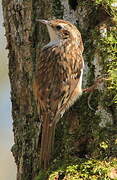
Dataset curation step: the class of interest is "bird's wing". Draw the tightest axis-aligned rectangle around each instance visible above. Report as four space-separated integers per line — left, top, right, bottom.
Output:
33 46 84 122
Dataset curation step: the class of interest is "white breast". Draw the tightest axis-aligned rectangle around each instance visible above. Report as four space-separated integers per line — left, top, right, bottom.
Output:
47 25 57 41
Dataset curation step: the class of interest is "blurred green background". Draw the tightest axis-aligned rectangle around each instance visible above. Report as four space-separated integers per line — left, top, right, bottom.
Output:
0 2 16 180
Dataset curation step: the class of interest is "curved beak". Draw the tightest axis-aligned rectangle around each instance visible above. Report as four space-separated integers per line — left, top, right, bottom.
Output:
36 19 55 41
36 19 50 25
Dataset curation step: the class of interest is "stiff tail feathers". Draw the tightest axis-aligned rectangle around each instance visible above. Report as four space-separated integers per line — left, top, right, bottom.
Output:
40 115 56 169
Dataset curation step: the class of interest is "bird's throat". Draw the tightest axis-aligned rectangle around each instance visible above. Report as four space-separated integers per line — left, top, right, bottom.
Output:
47 25 57 41
43 39 60 50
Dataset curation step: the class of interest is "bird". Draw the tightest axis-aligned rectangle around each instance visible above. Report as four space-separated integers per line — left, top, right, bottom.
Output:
33 19 84 169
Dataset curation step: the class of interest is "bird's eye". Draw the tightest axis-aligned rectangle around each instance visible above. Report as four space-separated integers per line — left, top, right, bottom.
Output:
56 25 62 30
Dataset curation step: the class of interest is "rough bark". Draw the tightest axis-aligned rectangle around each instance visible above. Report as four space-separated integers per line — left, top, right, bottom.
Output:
2 0 116 180
2 0 52 179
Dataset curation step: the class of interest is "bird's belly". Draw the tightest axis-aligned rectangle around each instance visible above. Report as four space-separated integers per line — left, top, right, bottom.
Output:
65 68 83 110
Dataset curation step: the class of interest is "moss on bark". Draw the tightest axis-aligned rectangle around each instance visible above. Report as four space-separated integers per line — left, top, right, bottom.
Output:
35 1 117 179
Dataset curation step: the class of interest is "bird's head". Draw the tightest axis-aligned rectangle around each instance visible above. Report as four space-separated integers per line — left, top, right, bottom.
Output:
37 19 82 43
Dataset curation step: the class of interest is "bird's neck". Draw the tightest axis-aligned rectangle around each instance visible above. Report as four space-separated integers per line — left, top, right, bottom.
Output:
43 39 60 50
43 38 78 51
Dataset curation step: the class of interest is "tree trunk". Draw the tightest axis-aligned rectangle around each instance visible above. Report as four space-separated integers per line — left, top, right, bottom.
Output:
2 0 116 180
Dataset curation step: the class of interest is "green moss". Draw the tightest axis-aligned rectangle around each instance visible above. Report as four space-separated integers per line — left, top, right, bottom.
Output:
93 24 117 104
95 0 117 17
52 0 64 19
34 170 48 180
81 0 117 105
35 1 117 179
91 126 117 158
48 157 117 180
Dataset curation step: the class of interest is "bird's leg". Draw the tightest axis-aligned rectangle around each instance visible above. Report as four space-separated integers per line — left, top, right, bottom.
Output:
83 76 108 110
83 76 108 93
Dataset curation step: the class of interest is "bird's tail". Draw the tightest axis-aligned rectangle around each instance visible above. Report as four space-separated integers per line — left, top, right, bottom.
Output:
40 115 56 169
